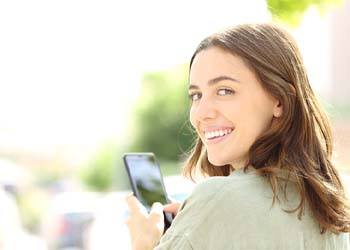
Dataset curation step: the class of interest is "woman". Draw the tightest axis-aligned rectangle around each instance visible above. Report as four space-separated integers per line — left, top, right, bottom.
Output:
125 23 350 249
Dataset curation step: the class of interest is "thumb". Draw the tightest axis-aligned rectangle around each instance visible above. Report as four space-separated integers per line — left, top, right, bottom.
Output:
149 202 164 223
150 202 164 215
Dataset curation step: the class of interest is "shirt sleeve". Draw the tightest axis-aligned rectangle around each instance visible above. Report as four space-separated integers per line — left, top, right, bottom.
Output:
154 234 193 250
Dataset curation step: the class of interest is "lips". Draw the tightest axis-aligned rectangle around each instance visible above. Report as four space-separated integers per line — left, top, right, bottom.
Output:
205 128 233 140
202 127 234 144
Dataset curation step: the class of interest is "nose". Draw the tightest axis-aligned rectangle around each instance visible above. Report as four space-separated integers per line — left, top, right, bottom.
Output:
191 95 217 122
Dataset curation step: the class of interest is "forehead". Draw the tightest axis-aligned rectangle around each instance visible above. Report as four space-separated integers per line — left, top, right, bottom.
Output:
189 47 253 85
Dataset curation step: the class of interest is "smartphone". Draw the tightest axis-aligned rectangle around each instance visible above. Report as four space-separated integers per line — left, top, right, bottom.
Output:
123 153 173 232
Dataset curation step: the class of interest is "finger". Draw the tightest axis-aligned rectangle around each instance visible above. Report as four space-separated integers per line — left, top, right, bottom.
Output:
163 202 181 213
149 202 164 221
124 192 134 203
125 195 148 216
125 195 137 214
151 202 163 214
163 203 177 212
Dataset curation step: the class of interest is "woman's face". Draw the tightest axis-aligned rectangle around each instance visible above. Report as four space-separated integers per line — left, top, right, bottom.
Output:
189 47 282 168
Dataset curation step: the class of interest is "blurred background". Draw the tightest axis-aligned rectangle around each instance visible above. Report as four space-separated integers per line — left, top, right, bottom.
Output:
0 0 349 249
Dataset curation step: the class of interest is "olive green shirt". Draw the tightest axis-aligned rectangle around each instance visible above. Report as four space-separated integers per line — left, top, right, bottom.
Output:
155 168 349 250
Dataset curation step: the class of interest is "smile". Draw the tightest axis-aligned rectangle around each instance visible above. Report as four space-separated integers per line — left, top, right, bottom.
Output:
204 128 234 144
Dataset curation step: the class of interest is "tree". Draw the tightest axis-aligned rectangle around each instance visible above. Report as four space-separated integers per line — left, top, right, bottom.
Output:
267 0 343 26
79 141 129 191
128 65 195 163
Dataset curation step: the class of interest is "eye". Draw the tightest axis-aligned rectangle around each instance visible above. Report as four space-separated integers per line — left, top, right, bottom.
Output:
217 88 234 96
188 92 201 102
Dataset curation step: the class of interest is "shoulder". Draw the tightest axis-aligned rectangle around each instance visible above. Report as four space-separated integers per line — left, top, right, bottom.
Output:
191 171 267 200
179 170 304 225
180 171 269 214
162 174 266 246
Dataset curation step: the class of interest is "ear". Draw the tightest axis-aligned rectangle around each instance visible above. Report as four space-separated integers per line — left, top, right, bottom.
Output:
273 100 283 118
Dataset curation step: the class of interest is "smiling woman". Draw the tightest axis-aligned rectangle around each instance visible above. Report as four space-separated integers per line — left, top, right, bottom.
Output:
188 48 282 168
125 23 350 250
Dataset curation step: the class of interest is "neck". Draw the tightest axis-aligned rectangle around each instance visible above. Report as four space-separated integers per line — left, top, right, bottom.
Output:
230 157 249 170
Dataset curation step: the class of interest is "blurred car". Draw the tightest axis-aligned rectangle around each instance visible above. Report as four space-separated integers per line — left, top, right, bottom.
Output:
41 192 99 250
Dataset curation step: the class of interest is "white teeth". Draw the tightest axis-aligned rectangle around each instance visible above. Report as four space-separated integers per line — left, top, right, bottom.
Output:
204 129 233 139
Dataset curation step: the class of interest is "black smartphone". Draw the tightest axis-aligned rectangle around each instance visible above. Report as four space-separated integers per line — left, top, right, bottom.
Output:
123 152 173 232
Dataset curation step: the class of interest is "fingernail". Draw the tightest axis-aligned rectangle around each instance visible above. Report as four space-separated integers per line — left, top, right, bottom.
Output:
126 191 133 196
152 202 163 208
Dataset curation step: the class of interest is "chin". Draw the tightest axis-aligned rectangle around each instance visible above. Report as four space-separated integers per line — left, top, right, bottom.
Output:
207 154 230 166
207 150 247 167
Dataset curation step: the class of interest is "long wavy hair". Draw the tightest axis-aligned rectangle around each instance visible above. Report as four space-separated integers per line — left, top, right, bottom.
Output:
182 23 350 234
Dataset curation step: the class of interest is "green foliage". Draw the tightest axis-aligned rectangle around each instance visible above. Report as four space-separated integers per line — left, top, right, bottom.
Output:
79 142 131 191
128 65 196 162
80 142 119 191
267 0 343 26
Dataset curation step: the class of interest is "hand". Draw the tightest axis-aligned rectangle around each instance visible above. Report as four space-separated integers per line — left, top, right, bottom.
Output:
163 201 182 218
124 194 164 250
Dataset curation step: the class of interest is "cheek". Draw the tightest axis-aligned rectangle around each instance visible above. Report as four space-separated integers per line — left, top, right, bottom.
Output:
245 103 274 136
242 114 272 139
189 106 197 129
235 95 274 138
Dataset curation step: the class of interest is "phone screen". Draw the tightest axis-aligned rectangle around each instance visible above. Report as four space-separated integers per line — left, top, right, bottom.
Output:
123 153 173 232
124 153 169 210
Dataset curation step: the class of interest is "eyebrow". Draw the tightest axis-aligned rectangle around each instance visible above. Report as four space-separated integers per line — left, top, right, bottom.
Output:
188 75 240 90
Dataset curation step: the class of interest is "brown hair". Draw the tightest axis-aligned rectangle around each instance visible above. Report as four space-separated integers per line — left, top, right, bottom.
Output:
182 23 350 234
